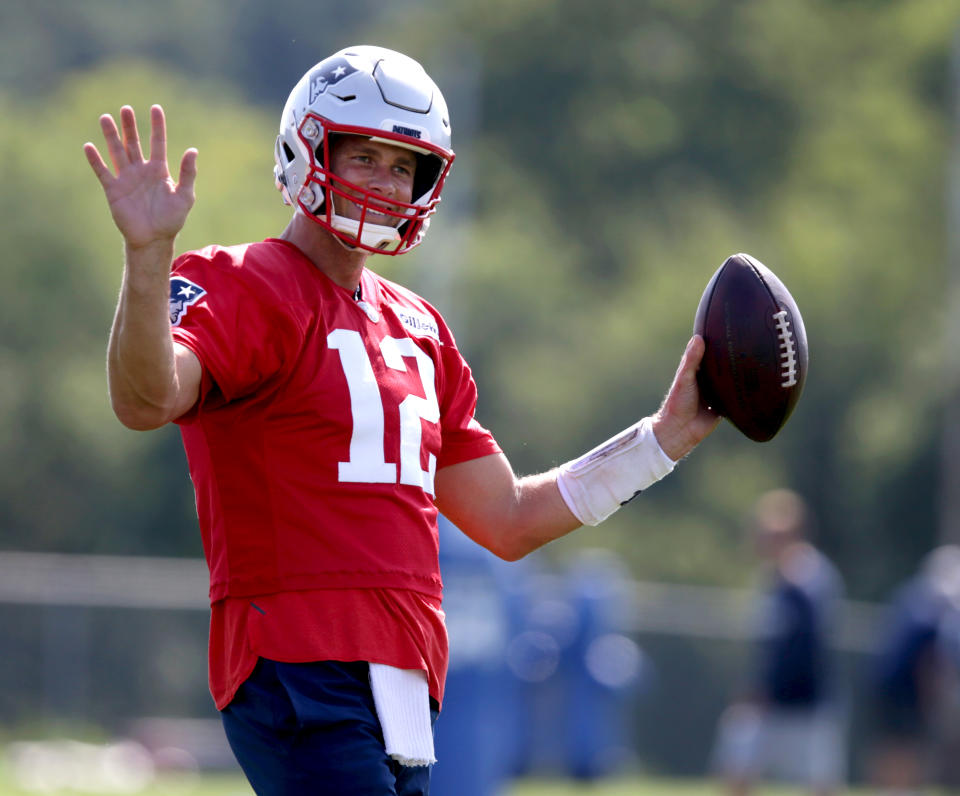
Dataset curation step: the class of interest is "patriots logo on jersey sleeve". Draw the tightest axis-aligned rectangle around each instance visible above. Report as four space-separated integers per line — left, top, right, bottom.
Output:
309 57 359 103
170 276 206 326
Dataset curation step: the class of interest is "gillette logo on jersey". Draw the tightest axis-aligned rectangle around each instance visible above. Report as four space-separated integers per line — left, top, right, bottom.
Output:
308 58 359 103
391 305 439 340
170 276 206 326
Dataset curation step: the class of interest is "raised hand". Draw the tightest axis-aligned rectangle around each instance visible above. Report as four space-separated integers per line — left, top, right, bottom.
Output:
83 105 197 251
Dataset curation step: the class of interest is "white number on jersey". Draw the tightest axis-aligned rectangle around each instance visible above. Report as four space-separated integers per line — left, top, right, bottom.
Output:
328 329 440 495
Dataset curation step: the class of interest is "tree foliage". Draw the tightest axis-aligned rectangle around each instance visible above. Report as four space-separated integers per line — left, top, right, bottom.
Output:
2 0 959 598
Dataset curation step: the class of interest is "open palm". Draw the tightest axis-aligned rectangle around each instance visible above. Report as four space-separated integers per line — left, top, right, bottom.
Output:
84 105 197 250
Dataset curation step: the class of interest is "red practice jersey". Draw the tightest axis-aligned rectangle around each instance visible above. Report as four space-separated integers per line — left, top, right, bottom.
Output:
170 238 500 707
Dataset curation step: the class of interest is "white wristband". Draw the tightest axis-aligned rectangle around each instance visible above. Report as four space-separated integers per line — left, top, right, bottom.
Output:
555 417 676 526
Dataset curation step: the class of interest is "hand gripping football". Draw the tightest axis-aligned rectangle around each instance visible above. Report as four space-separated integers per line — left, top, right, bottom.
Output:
693 253 808 442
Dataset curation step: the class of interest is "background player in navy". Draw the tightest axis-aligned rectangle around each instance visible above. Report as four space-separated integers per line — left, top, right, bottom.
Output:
84 45 719 795
713 488 846 796
868 545 960 793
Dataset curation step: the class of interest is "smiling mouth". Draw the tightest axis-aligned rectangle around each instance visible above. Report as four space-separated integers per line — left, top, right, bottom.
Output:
351 199 396 222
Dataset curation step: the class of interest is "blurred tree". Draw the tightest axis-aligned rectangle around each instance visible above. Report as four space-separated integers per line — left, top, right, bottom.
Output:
0 64 288 555
390 0 960 596
0 0 958 600
0 0 401 102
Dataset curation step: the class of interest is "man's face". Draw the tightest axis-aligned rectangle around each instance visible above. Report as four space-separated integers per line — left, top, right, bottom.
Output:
329 136 417 228
753 525 796 562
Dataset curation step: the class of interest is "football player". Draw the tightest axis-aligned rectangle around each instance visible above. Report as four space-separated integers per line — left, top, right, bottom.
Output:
712 489 846 796
84 45 718 795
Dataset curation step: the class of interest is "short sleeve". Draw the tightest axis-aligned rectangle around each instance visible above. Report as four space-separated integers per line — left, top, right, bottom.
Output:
169 250 297 413
436 337 501 468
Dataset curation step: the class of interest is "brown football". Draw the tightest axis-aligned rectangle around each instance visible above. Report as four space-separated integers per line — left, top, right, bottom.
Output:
693 253 808 442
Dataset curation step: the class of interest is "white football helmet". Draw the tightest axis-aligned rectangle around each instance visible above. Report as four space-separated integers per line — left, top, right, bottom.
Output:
274 45 455 255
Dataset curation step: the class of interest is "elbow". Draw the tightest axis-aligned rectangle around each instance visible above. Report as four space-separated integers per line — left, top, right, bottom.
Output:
489 545 523 563
454 524 530 562
486 532 540 563
120 416 168 432
110 396 173 431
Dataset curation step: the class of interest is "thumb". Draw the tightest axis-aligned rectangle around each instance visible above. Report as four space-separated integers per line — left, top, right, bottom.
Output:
177 148 199 198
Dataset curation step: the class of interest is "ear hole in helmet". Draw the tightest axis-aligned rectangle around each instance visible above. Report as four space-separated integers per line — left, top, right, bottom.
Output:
282 142 296 163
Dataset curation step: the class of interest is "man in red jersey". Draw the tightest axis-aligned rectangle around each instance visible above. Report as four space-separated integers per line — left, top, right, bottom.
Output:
84 45 718 796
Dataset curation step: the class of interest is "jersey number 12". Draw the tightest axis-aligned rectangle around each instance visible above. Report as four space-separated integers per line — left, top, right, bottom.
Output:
328 329 439 495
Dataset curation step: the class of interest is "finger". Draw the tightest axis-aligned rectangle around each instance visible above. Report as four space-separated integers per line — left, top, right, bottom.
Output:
177 148 199 198
681 335 706 375
662 337 705 413
99 113 129 171
687 334 705 363
684 337 718 416
683 337 719 420
119 105 145 164
148 104 168 167
670 336 700 387
82 142 114 184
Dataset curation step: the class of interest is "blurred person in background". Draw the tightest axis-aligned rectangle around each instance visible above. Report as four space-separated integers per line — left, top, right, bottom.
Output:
867 544 960 795
83 45 718 795
712 488 846 796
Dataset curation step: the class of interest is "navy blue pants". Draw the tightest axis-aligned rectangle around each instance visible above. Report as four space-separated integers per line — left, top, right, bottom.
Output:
221 659 437 796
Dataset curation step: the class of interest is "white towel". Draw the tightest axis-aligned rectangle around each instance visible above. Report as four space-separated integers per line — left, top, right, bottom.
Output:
368 663 436 767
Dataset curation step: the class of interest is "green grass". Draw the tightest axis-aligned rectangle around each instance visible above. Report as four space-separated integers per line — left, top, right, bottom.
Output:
0 770 254 796
0 769 880 796
508 777 867 795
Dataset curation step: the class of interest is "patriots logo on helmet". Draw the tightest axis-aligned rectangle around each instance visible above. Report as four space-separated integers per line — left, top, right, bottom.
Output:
309 57 359 103
170 276 206 326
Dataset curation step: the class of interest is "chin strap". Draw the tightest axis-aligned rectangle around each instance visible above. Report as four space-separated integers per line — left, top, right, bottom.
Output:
331 212 403 252
556 417 676 526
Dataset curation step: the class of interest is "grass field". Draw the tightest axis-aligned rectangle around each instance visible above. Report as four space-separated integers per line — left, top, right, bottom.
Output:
0 768 880 796
510 777 857 795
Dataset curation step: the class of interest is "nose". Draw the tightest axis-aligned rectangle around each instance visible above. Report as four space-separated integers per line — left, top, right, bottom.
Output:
365 163 396 197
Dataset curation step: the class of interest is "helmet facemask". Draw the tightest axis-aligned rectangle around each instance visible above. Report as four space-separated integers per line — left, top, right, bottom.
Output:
291 116 450 254
273 47 455 256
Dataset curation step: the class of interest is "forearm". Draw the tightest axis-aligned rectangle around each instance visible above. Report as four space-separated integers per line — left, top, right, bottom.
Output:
107 240 179 429
496 418 677 556
435 456 580 561
436 416 682 561
497 471 582 560
438 339 717 560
